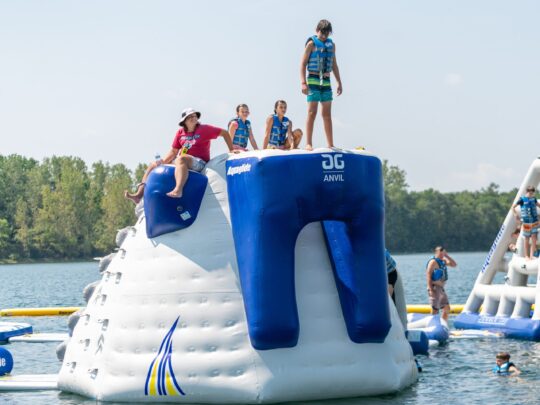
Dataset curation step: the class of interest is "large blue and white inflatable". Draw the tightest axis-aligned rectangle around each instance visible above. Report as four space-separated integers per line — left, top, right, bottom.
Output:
58 149 417 402
455 157 540 340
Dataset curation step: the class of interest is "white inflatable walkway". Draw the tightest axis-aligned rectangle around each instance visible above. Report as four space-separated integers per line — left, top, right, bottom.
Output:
456 157 540 339
58 150 417 403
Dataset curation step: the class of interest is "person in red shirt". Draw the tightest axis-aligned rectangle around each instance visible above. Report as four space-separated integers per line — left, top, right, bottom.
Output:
125 107 236 203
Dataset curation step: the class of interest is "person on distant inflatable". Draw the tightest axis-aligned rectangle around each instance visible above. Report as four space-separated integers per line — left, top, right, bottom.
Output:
124 107 236 203
385 249 399 304
426 246 457 321
512 186 540 260
228 104 259 151
493 352 521 375
300 19 343 150
263 100 303 150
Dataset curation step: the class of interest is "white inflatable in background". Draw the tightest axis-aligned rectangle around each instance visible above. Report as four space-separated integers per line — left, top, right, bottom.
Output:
58 150 417 403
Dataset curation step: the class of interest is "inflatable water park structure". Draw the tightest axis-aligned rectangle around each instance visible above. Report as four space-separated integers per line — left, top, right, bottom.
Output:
455 157 540 340
54 149 418 403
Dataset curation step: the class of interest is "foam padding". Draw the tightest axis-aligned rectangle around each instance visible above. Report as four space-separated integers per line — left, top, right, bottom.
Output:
144 165 208 238
226 151 389 349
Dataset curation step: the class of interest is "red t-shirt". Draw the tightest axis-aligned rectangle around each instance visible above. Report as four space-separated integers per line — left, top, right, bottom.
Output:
171 124 222 162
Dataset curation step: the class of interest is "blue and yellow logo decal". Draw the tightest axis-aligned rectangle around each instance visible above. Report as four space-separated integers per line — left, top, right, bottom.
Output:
144 316 186 396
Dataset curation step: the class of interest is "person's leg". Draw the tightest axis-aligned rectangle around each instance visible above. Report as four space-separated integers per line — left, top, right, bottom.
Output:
530 233 538 259
167 155 191 198
441 304 450 321
320 101 334 148
124 161 158 204
305 102 318 150
524 235 531 259
292 129 303 149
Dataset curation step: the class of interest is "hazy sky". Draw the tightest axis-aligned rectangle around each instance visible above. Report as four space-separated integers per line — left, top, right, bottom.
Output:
1 1 539 192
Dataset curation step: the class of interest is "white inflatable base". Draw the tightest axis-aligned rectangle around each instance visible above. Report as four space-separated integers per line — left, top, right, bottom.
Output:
58 152 417 403
0 374 58 391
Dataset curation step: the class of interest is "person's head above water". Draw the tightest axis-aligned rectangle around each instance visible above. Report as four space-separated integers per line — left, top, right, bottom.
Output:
434 246 446 258
274 100 287 115
236 104 250 121
179 107 201 131
316 19 333 40
496 352 511 365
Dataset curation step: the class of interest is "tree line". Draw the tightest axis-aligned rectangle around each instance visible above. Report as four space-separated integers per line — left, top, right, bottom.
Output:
0 154 517 262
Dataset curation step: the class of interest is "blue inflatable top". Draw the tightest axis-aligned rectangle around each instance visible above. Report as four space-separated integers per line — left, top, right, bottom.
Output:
226 151 390 350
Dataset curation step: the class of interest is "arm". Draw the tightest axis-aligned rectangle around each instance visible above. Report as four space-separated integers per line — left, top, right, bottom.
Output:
263 116 272 149
219 129 236 153
161 148 179 164
228 121 238 143
248 127 259 150
287 121 294 150
300 41 314 95
443 252 457 267
512 200 522 220
509 365 521 375
426 260 436 295
332 44 342 96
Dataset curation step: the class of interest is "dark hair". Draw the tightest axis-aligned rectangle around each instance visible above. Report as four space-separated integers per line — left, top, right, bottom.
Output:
526 186 536 192
274 100 287 114
316 19 333 35
496 352 510 361
236 103 249 113
434 246 445 253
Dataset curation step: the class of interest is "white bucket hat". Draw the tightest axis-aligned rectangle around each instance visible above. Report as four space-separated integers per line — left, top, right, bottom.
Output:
178 107 201 126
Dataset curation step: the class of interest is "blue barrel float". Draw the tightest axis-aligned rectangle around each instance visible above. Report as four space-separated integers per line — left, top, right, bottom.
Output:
0 347 13 376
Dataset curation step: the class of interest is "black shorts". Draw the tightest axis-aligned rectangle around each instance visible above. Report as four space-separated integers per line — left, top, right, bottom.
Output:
388 269 398 287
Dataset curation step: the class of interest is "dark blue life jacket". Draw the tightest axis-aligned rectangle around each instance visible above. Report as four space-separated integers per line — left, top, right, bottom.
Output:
229 118 251 148
385 250 397 274
268 115 289 148
428 257 448 282
519 196 538 223
307 35 334 75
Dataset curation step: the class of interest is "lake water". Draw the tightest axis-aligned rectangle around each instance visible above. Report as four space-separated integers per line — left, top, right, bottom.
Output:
1 253 539 404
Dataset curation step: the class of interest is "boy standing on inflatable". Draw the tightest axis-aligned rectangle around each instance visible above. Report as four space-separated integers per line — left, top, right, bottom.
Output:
512 186 540 260
300 19 343 150
426 246 457 321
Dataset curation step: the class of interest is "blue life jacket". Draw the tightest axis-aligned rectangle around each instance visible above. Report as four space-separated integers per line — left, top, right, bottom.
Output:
229 118 251 148
385 250 397 274
492 362 515 375
268 115 289 147
307 35 334 75
428 257 448 282
519 196 538 223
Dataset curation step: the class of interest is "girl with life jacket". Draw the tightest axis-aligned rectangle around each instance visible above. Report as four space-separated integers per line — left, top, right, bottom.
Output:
493 352 520 375
300 19 343 151
512 186 540 260
228 104 259 151
263 100 302 150
426 246 457 321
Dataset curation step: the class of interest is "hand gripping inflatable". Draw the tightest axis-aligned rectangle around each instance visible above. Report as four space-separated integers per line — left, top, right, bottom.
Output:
226 151 390 350
144 165 208 238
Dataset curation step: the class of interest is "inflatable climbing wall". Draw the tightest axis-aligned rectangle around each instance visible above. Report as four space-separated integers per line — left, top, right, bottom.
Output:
58 149 417 403
456 157 540 340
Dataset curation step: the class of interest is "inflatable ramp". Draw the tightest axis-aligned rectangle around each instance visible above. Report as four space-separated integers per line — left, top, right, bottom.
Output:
455 157 540 340
58 149 417 403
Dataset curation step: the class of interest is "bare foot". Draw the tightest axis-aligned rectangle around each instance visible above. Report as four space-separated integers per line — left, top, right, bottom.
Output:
166 189 183 199
124 184 145 204
305 144 313 151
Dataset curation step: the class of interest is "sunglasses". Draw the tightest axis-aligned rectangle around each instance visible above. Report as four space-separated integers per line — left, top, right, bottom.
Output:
527 188 536 192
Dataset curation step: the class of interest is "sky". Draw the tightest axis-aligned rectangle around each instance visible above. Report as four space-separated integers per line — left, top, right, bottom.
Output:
1 0 539 192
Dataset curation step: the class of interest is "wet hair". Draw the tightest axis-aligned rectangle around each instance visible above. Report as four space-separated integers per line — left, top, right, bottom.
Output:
316 19 333 35
496 352 510 361
434 246 445 253
236 103 249 113
274 100 287 113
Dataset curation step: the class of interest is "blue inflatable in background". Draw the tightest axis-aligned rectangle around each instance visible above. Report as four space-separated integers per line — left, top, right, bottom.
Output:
226 152 390 350
144 165 208 238
0 347 13 376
